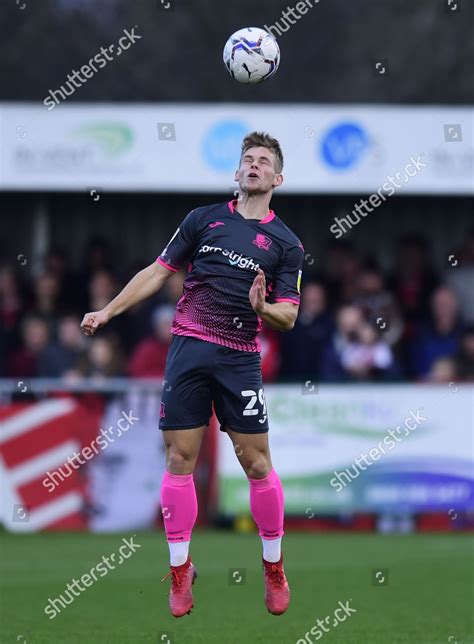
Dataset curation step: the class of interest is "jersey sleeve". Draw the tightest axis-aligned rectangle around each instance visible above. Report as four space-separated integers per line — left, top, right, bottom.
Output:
156 209 202 272
271 243 304 305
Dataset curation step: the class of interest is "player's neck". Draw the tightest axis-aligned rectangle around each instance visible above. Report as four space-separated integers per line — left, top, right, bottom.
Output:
235 192 272 220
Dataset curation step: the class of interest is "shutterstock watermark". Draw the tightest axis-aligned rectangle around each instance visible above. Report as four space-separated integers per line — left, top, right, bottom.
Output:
330 154 427 238
42 409 139 493
330 408 427 492
296 599 357 642
43 26 142 110
44 536 141 620
264 0 319 38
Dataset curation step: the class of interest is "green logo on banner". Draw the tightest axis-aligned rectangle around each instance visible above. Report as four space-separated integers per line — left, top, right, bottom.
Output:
73 123 133 157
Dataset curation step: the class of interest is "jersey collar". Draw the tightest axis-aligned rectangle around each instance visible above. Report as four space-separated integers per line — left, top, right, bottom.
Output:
227 199 275 225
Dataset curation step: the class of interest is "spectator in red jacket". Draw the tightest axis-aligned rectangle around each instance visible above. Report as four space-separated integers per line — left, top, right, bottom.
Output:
0 265 24 334
6 315 50 377
128 305 175 378
260 327 281 382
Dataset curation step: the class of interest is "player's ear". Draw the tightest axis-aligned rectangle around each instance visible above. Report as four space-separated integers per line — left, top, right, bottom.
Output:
273 173 283 188
234 169 240 182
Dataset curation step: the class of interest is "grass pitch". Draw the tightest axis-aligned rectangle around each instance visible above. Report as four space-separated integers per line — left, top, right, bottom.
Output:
1 530 473 643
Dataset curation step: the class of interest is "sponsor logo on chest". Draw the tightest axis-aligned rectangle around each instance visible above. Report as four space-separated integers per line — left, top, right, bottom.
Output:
198 244 260 271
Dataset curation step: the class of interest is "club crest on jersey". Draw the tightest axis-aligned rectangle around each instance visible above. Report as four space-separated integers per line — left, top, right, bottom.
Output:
252 233 272 251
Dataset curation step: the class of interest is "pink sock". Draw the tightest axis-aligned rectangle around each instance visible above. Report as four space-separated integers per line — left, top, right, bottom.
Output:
160 470 198 543
248 468 285 540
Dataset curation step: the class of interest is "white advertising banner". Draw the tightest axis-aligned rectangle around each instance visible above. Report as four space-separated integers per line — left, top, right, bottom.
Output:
217 384 474 514
0 103 472 193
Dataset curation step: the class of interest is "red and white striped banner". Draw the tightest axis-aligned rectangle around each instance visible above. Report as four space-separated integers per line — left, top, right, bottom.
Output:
0 397 103 531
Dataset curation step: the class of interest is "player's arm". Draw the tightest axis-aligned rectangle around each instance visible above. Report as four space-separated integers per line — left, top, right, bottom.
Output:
249 268 299 332
81 262 172 336
249 268 299 331
249 240 304 332
81 208 201 336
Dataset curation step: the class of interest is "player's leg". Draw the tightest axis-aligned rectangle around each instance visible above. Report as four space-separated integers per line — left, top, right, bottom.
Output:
160 425 206 563
162 424 206 475
158 336 215 617
159 335 213 557
212 347 290 614
225 427 284 563
159 426 204 617
223 426 290 615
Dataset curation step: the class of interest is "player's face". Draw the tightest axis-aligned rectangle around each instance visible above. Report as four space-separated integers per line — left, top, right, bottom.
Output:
235 146 283 194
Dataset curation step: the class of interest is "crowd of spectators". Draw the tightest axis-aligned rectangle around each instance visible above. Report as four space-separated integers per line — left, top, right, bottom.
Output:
1 232 473 384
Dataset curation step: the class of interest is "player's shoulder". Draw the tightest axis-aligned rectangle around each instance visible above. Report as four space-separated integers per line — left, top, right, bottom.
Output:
185 202 229 223
272 213 304 252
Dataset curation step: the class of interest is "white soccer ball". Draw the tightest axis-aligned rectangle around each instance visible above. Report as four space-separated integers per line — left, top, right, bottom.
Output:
223 27 280 84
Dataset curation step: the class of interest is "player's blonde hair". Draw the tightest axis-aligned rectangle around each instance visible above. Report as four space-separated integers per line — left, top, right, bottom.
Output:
240 131 284 173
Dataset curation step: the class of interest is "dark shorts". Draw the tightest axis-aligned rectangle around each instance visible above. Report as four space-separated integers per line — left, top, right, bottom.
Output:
159 334 269 434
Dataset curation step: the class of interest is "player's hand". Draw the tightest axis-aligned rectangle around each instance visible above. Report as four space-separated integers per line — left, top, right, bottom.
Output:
249 268 266 315
80 309 110 336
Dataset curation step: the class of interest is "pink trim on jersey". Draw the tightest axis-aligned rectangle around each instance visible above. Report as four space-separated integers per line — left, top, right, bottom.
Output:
265 280 275 297
259 210 275 224
156 257 178 273
227 200 275 225
275 297 300 305
172 329 260 353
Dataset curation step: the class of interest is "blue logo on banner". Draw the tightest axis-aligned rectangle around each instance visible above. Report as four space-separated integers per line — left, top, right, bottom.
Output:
202 120 250 172
321 122 369 170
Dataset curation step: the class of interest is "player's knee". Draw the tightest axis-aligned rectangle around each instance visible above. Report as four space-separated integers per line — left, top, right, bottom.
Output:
166 448 195 474
245 454 271 479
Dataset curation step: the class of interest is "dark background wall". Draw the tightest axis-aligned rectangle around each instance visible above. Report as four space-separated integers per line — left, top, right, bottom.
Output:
1 0 471 275
1 0 472 104
0 193 470 274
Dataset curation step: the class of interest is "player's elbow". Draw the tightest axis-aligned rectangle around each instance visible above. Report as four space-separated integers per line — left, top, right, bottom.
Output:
152 261 175 286
276 303 298 331
286 309 300 331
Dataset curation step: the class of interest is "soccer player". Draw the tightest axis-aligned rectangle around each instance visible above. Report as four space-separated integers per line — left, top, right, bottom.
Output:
80 132 304 618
